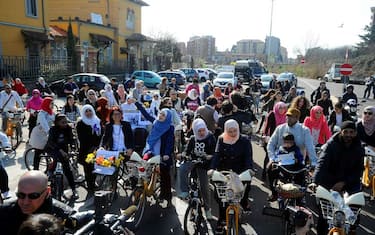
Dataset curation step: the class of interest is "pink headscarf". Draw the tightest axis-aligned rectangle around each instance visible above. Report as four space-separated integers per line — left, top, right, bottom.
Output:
272 102 287 126
26 89 43 111
309 105 326 129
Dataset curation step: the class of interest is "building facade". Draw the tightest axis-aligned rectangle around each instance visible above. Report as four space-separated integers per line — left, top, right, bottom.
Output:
186 35 216 64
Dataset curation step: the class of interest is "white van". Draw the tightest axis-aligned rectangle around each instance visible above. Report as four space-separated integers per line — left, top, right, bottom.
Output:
324 63 342 82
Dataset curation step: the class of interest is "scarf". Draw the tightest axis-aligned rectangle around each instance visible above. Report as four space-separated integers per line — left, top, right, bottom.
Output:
27 89 43 110
362 106 375 136
116 85 127 103
273 101 287 126
221 119 240 144
147 109 172 150
40 97 53 115
192 118 209 141
81 104 101 135
309 105 325 129
188 89 198 100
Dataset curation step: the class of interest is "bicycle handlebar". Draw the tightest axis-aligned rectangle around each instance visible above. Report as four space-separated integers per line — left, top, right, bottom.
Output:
277 165 308 174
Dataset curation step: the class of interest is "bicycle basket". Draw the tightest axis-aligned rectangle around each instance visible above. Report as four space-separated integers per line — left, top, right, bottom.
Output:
213 181 243 203
318 198 334 220
94 150 120 176
276 183 305 199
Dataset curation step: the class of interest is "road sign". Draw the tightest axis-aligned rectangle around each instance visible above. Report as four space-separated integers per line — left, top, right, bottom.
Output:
301 59 305 64
340 63 352 75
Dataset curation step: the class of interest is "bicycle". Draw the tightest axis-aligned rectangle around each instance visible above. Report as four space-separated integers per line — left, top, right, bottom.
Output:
315 185 365 235
263 163 312 235
24 146 84 201
73 190 137 235
211 169 252 235
182 156 210 235
5 109 24 150
123 153 160 229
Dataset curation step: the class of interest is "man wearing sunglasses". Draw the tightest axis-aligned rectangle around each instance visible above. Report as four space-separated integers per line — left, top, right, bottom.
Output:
0 170 75 235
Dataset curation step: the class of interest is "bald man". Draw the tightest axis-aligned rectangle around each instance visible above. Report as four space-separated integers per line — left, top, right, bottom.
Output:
0 170 74 235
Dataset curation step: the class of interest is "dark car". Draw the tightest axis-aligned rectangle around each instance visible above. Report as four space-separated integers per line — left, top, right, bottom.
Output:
50 73 110 97
179 68 199 82
158 70 185 85
277 72 298 87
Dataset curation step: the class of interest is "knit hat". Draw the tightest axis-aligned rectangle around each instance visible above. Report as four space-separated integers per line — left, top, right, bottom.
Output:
341 120 356 130
286 108 301 118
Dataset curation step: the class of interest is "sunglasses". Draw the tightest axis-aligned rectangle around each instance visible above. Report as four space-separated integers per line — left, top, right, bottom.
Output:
364 112 373 115
16 188 47 200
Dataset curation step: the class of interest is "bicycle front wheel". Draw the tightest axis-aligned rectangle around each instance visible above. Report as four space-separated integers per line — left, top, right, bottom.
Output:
126 189 146 229
24 148 52 172
183 203 208 235
10 126 19 150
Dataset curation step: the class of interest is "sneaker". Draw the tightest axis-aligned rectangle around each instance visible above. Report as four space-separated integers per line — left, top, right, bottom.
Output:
177 192 189 200
2 191 12 199
205 209 213 220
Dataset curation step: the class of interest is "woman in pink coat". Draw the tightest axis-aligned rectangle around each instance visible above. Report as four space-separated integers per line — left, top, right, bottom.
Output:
303 105 331 146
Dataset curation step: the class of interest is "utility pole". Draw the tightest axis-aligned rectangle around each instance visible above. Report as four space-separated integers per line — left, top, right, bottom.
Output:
267 0 274 65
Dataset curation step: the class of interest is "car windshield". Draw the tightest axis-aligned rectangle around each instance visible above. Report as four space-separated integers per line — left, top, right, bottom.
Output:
217 73 233 79
253 67 266 74
278 73 290 79
261 76 272 81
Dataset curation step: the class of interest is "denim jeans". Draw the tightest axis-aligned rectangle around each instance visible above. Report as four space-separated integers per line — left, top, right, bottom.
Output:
179 161 210 210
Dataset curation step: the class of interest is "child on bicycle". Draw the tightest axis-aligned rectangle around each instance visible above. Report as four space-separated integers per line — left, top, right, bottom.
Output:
178 118 216 219
44 114 78 199
267 132 305 202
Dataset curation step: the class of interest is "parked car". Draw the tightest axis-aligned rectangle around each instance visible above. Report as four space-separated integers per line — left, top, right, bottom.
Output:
260 74 273 94
49 73 110 97
277 72 298 87
205 68 218 80
179 68 199 82
157 70 185 85
213 72 237 89
196 68 210 82
130 70 162 88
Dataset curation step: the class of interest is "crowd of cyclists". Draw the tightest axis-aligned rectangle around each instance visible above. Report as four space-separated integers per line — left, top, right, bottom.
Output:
0 74 374 235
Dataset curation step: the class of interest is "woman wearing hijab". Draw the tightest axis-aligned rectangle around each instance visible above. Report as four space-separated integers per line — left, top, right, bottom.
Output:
85 89 98 109
210 119 253 232
96 97 110 128
30 97 55 170
357 106 375 147
103 84 118 107
76 105 102 190
262 101 287 178
303 105 331 146
100 107 134 153
184 88 201 111
26 89 43 138
178 118 216 218
114 84 127 105
35 77 54 97
12 78 28 96
136 104 175 208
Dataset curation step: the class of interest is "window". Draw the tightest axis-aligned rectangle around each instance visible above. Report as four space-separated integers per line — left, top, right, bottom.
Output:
25 0 37 17
126 8 135 30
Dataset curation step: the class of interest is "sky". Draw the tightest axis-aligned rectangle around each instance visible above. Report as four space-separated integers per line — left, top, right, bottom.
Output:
141 0 374 58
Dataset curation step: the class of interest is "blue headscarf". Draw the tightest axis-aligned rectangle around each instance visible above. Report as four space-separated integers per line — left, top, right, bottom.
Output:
146 108 172 150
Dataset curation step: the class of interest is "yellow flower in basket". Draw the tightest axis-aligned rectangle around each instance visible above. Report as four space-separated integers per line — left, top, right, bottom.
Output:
102 159 112 167
85 153 96 164
114 155 125 167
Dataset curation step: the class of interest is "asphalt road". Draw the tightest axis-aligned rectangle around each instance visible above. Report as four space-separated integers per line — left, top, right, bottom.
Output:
2 77 375 235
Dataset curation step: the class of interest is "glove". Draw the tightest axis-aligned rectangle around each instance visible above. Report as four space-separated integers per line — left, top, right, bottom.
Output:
163 155 169 161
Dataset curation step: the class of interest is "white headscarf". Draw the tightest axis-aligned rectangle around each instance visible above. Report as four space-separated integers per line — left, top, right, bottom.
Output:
81 104 101 135
222 119 240 144
104 84 117 107
192 118 209 141
188 88 198 100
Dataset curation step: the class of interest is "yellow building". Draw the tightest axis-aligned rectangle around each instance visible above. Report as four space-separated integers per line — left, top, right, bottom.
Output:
0 0 51 78
48 0 149 69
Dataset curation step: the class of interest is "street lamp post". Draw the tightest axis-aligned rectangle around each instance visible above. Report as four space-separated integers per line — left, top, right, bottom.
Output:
267 0 274 64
